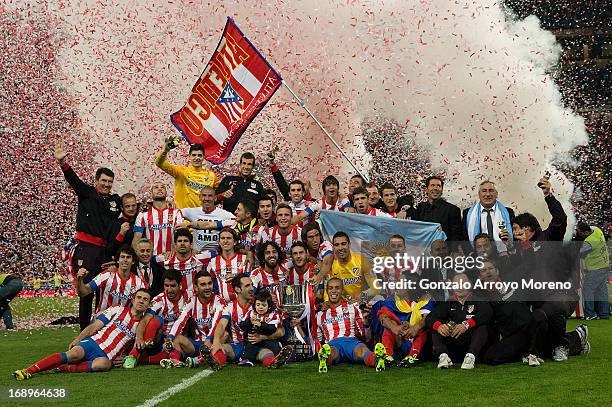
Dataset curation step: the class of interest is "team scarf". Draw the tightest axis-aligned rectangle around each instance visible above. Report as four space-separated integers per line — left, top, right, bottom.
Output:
394 294 431 326
466 201 513 244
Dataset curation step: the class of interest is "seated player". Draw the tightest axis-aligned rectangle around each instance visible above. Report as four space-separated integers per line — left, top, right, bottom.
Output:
123 270 189 368
315 278 389 373
426 273 492 369
160 271 226 368
238 289 293 368
76 245 148 313
250 241 289 306
14 289 152 380
207 228 251 302
376 271 434 366
202 273 287 370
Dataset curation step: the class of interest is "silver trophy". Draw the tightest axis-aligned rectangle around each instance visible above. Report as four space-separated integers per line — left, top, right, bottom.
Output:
279 284 307 342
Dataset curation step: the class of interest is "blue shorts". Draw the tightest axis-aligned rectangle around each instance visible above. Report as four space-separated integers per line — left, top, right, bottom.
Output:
328 337 367 364
188 338 203 356
230 343 244 360
79 337 108 361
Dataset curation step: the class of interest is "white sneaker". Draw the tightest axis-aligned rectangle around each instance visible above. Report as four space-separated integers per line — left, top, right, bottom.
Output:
575 324 591 355
437 353 452 369
552 346 569 362
461 353 476 370
527 354 540 367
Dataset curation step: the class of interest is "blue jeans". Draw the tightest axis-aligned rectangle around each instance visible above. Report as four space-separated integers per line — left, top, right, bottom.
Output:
582 268 610 319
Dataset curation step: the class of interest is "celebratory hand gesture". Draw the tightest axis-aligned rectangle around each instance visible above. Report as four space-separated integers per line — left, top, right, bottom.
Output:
221 185 234 199
538 177 551 197
76 268 89 279
54 141 67 165
119 222 131 236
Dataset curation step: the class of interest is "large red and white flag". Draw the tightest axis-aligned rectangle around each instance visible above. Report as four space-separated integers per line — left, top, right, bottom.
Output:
171 18 282 164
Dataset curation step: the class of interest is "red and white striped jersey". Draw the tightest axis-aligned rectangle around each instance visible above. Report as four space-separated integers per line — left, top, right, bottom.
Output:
134 206 184 255
243 308 283 328
89 271 147 313
315 300 365 344
150 290 190 335
285 263 318 285
207 253 251 302
289 200 314 227
235 220 259 253
258 225 302 256
91 305 142 361
314 241 334 261
251 265 288 306
314 197 350 212
363 207 393 218
217 299 251 344
182 207 237 252
155 252 215 298
169 294 226 341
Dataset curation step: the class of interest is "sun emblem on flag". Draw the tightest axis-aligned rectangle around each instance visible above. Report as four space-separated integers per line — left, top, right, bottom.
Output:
217 82 244 123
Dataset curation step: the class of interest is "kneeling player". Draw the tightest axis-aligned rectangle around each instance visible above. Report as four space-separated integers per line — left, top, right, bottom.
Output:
13 289 152 380
161 271 226 368
315 278 388 373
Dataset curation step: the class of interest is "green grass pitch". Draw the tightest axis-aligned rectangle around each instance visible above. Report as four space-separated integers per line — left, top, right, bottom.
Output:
0 298 610 406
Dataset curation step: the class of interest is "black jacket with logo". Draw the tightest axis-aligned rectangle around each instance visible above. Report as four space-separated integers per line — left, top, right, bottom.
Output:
426 294 493 330
217 175 265 213
61 163 122 246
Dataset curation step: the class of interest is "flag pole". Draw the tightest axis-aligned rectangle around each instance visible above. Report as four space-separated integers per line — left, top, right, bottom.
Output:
282 81 369 182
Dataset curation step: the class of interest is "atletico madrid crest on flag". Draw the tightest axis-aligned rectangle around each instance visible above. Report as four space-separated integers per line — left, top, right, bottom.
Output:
171 17 282 164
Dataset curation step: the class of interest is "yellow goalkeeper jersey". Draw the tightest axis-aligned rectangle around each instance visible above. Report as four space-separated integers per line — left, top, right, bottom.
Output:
156 159 219 209
328 253 375 300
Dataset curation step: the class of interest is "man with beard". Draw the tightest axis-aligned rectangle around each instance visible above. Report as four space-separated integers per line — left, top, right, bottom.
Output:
287 180 315 227
182 186 236 253
204 273 288 369
376 183 415 219
207 228 251 302
160 271 226 368
155 142 219 209
14 289 152 379
155 229 215 299
377 235 414 298
414 176 463 249
123 270 189 368
234 200 259 253
420 239 454 301
329 232 376 301
352 188 393 217
315 278 389 373
291 176 351 225
259 204 302 257
217 152 265 214
132 181 184 255
76 246 148 313
250 241 289 306
54 141 122 331
134 238 166 296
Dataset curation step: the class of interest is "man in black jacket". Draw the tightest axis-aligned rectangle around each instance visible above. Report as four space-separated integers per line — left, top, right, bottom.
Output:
426 273 492 369
414 176 463 251
216 152 264 213
54 141 122 331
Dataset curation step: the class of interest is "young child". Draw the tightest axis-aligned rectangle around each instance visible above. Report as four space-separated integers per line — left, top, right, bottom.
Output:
238 289 292 368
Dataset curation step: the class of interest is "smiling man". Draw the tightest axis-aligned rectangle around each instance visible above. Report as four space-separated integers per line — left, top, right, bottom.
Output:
155 142 219 209
14 289 153 380
216 152 265 214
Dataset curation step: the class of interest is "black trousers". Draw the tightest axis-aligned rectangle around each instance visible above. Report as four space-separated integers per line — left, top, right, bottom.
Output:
482 325 530 365
431 325 489 361
242 339 282 361
529 300 576 357
72 242 107 331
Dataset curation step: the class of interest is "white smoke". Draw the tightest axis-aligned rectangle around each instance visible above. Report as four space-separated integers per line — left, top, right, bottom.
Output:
39 0 586 235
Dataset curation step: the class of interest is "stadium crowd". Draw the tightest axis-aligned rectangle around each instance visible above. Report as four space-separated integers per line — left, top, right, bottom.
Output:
10 137 610 380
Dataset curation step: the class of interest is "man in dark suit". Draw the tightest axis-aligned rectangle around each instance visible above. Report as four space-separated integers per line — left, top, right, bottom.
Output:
462 180 515 252
414 176 463 252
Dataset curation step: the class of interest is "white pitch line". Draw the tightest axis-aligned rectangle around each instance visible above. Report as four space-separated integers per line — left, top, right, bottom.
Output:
137 369 214 407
